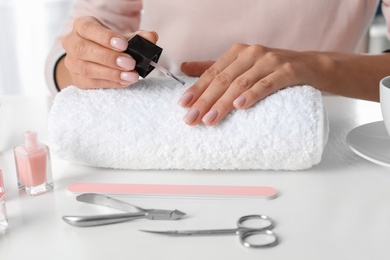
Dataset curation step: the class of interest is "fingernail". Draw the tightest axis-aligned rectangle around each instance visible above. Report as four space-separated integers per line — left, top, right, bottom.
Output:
233 96 246 108
151 31 159 41
110 37 128 51
178 93 194 106
120 71 139 82
116 56 136 70
184 108 200 124
202 109 218 125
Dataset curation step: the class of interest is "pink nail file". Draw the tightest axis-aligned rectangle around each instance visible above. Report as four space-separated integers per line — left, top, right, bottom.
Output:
67 183 278 199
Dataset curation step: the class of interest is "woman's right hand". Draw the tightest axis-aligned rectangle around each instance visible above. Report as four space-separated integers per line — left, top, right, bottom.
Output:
58 16 158 90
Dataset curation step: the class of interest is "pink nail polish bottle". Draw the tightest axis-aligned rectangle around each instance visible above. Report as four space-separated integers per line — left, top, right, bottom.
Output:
14 131 54 196
0 169 8 233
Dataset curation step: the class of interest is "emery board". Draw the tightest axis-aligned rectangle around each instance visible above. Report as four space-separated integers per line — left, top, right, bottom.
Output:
67 183 278 200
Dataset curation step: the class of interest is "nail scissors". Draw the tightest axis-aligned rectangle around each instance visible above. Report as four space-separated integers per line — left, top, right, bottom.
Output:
62 193 186 227
141 214 278 248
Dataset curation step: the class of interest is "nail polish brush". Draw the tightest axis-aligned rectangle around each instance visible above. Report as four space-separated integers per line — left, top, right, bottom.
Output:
149 61 185 85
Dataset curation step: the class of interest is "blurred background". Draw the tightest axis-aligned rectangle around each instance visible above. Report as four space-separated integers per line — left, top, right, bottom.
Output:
0 0 73 96
0 0 389 96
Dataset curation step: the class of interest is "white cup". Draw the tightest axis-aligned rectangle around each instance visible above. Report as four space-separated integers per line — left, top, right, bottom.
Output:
380 76 390 135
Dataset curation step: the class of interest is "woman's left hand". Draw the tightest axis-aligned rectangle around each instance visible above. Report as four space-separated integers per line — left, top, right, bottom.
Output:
179 43 333 126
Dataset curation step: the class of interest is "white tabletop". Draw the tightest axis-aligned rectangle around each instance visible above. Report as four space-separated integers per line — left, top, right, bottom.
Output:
0 94 389 260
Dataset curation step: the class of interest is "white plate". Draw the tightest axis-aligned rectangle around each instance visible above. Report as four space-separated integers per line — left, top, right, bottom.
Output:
346 121 390 167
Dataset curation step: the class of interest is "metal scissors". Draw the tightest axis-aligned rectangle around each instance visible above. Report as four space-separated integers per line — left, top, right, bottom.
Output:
62 193 186 227
141 214 278 248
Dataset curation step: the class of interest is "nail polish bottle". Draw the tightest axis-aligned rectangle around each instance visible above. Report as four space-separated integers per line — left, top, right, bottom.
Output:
14 131 53 196
0 169 8 233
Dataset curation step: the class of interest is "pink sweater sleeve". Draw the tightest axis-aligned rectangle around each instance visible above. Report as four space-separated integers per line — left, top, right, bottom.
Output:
45 0 142 94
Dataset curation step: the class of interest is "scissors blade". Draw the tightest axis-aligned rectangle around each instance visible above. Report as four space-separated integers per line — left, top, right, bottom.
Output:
76 193 186 220
144 209 186 220
140 228 237 236
63 212 147 227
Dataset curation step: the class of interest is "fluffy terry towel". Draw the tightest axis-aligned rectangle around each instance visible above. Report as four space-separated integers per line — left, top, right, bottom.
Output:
48 77 328 170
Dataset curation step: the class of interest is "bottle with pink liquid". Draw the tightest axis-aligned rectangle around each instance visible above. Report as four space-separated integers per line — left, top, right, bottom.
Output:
14 131 53 196
0 169 8 233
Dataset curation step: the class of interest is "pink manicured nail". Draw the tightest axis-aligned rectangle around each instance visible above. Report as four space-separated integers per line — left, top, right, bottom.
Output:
233 96 246 108
110 37 128 51
116 56 136 70
120 72 139 82
151 31 159 41
178 93 194 106
202 109 219 125
184 108 200 124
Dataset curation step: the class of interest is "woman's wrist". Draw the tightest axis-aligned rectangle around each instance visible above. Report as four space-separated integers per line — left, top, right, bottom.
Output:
301 51 383 101
300 50 340 94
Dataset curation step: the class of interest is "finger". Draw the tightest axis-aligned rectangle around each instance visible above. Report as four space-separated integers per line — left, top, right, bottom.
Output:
178 64 223 109
202 71 259 126
180 61 215 77
179 61 234 109
73 16 128 51
131 31 159 44
233 71 289 109
64 33 137 71
183 57 253 126
181 68 233 125
67 57 139 85
65 55 135 85
179 44 247 109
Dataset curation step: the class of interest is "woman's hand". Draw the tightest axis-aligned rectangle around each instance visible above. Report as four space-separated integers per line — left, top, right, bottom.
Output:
58 16 158 90
180 43 334 126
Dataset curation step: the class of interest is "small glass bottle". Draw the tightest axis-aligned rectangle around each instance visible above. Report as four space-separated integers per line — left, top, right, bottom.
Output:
14 131 53 196
0 169 8 233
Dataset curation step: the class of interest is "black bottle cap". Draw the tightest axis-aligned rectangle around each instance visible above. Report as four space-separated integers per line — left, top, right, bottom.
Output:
124 34 163 78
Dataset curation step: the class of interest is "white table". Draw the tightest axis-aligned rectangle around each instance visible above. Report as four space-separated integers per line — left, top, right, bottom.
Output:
0 94 389 260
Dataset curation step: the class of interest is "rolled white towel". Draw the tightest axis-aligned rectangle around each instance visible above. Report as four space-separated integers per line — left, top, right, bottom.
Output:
48 77 328 170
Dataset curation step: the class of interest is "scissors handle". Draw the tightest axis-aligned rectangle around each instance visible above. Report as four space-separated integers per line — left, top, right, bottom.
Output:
239 229 278 248
76 193 145 212
237 214 274 230
62 212 147 227
236 215 277 248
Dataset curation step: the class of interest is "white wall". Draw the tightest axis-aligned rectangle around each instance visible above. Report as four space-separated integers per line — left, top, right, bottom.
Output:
0 0 73 96
369 15 390 53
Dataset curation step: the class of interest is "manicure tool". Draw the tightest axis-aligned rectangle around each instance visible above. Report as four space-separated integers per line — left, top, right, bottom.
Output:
62 193 186 227
125 34 185 85
67 183 278 200
141 214 278 248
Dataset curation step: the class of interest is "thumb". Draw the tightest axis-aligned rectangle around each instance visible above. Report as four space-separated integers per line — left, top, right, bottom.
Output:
125 30 159 44
180 60 215 77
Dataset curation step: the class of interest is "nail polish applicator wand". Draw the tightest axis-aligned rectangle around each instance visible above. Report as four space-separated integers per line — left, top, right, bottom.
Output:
124 34 185 85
